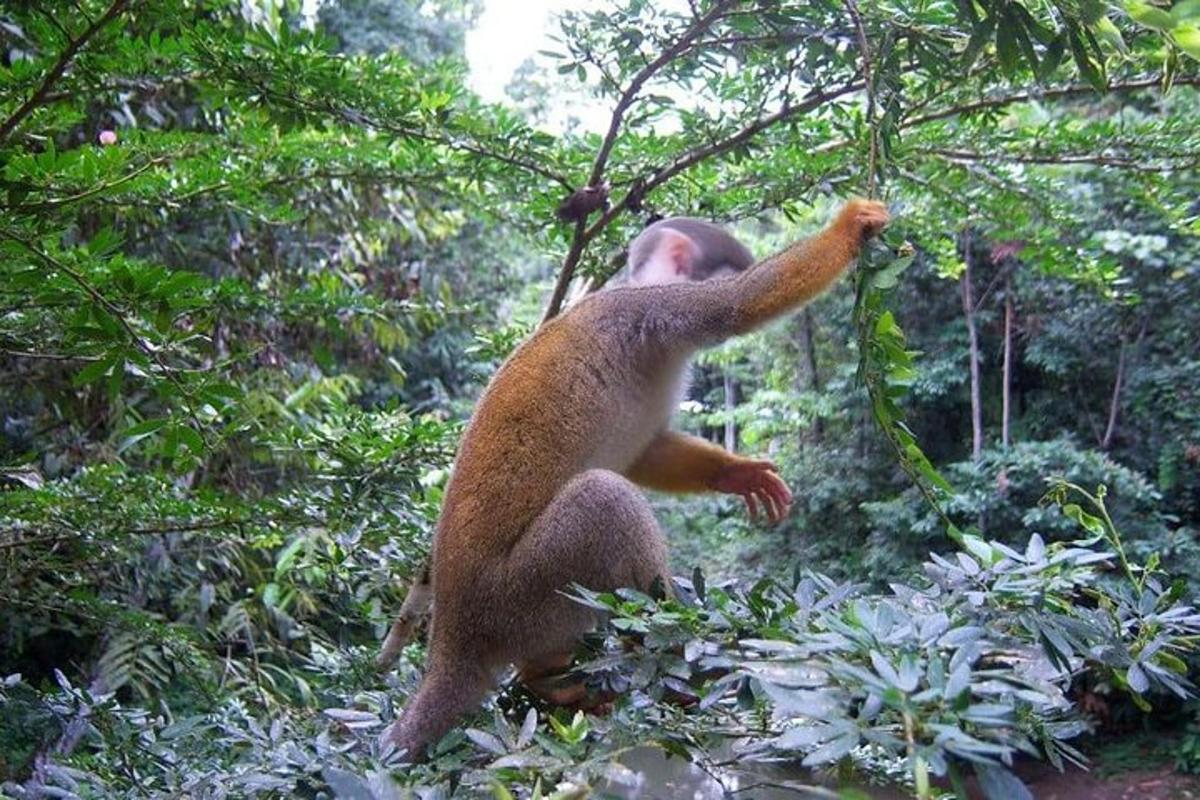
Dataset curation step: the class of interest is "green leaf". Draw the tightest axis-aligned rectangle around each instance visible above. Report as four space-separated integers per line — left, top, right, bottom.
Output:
276 537 306 578
996 14 1022 74
73 355 116 386
1068 26 1107 90
963 16 997 68
1174 24 1200 58
491 782 516 800
1090 17 1128 52
176 425 204 456
322 766 374 800
976 764 1033 800
1126 0 1178 28
1126 662 1150 692
1173 0 1200 21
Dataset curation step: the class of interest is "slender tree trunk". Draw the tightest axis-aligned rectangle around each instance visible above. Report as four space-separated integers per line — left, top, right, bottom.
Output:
1101 340 1127 451
795 308 823 441
723 370 738 452
1001 273 1013 449
799 307 822 392
961 233 983 461
1101 318 1148 451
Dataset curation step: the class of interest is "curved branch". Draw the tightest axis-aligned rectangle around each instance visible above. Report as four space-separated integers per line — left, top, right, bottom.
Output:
559 79 868 304
208 68 573 191
843 0 878 197
542 0 746 323
919 146 1200 173
587 0 743 187
0 0 131 142
808 75 1200 157
902 75 1200 128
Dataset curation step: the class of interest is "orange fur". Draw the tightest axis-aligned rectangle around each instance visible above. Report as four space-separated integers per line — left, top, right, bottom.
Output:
625 430 745 492
733 199 888 332
381 199 890 760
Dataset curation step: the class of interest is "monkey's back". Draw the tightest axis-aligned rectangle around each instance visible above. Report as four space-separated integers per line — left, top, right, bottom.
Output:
430 289 689 602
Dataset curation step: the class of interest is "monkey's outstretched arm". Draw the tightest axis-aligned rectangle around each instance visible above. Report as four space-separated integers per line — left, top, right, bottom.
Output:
724 199 889 335
625 431 792 522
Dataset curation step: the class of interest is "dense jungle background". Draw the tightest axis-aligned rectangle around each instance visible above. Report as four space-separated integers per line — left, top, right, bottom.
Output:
2 0 1200 797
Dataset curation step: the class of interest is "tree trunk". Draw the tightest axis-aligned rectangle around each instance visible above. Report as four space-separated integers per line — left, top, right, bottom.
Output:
799 307 821 392
1102 317 1149 451
795 307 823 441
1001 273 1013 449
1101 341 1126 451
961 233 983 461
723 370 738 452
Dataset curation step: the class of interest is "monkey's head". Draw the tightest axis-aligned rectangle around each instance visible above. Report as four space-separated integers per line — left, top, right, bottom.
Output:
626 217 754 287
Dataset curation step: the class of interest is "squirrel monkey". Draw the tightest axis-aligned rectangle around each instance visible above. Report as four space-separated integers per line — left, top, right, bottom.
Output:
382 199 891 759
376 216 781 669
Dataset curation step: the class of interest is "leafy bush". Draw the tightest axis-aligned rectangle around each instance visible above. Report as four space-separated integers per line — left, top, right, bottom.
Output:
861 439 1174 583
566 483 1199 799
6 483 1197 799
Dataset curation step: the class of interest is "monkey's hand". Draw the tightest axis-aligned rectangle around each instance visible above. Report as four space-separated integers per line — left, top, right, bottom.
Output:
711 459 792 524
833 198 891 244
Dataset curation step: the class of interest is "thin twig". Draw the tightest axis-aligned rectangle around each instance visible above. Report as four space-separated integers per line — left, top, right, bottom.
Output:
843 0 878 198
919 146 1199 174
903 75 1200 128
12 157 168 212
0 347 100 362
808 75 1200 158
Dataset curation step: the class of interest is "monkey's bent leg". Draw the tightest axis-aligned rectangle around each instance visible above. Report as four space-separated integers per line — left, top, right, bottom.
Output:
502 469 670 690
380 652 493 761
383 470 668 760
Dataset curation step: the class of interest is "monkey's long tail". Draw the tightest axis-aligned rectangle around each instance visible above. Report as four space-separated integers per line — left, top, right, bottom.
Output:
377 566 433 670
381 661 491 761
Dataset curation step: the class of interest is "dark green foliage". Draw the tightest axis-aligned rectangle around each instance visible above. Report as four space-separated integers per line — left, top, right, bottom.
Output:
2 0 1199 797
861 439 1172 580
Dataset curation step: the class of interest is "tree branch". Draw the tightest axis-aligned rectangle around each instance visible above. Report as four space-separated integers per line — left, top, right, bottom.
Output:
809 75 1200 157
213 71 574 191
588 0 743 188
918 146 1199 173
555 78 868 304
541 0 747 323
11 156 168 212
843 0 878 197
0 0 131 142
901 75 1200 129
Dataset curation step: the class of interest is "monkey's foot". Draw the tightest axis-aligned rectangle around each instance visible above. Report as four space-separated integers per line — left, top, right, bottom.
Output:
522 673 618 711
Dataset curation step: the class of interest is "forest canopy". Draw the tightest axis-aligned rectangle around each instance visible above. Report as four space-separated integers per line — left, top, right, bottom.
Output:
1 0 1199 797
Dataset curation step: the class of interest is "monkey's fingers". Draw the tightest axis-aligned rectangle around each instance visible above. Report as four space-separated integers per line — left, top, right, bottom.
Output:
763 472 792 503
742 482 783 524
748 457 781 475
757 487 781 524
741 491 759 521
740 469 789 524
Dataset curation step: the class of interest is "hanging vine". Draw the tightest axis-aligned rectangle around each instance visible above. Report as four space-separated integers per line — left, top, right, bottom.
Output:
844 2 960 539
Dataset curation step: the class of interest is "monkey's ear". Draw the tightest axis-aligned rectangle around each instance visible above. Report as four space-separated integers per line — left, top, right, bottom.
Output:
659 229 699 278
